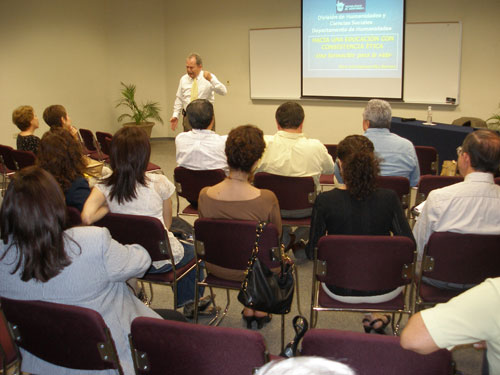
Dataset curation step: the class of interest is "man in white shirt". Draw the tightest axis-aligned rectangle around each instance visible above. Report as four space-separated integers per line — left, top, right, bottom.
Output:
413 129 500 289
401 277 500 375
170 53 227 132
256 102 335 257
175 99 228 174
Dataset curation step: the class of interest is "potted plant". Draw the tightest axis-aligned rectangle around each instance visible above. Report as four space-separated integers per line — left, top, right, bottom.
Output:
486 108 500 132
116 82 163 137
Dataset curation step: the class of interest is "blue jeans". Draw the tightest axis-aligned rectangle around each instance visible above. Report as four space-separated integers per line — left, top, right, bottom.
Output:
148 241 205 308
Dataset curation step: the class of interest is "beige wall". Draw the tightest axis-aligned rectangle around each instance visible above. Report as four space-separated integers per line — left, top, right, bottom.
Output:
1 0 499 147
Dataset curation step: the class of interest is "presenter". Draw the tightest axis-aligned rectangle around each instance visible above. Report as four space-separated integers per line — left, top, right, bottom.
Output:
170 53 227 132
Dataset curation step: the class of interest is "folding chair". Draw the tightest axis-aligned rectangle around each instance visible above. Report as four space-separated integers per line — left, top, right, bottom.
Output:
415 146 439 176
0 145 17 196
311 235 416 334
416 232 500 311
173 166 226 217
413 175 463 208
301 328 454 375
79 128 108 162
10 149 36 170
0 297 123 374
375 176 410 211
94 213 196 309
0 308 21 375
194 218 299 350
129 317 269 375
319 144 337 190
96 131 113 155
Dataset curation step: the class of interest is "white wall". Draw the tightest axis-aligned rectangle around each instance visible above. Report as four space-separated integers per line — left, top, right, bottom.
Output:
1 0 499 147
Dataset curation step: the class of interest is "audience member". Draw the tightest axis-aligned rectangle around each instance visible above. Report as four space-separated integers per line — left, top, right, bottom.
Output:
37 128 90 212
43 104 79 139
335 99 419 186
401 277 500 375
306 135 414 333
255 356 355 375
256 101 334 254
198 124 281 329
413 129 500 290
0 166 178 375
175 99 228 173
81 126 203 309
12 105 40 154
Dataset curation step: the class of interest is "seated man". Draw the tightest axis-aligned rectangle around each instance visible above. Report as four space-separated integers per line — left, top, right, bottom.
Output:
256 101 335 255
401 277 500 375
334 99 420 187
43 104 79 140
175 99 228 174
413 129 500 290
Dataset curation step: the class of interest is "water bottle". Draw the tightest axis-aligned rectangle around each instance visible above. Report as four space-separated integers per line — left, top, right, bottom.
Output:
426 106 433 124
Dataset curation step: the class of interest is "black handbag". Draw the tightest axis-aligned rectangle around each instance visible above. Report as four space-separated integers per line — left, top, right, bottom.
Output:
237 221 294 315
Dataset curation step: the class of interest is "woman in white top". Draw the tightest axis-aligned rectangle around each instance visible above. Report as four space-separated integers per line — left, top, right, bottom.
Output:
82 126 201 308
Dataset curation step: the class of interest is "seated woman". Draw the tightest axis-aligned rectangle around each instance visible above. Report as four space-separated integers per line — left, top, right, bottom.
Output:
0 166 178 375
37 128 91 212
307 135 415 333
198 124 282 329
12 105 40 153
81 126 202 309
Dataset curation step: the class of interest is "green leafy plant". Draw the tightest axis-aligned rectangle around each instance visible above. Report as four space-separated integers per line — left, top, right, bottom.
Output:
487 111 500 132
116 82 164 125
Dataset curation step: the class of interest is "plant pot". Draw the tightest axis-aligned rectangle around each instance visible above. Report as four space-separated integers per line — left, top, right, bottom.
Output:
122 122 155 138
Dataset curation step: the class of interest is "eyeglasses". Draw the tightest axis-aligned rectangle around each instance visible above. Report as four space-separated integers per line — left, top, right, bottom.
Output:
456 146 463 157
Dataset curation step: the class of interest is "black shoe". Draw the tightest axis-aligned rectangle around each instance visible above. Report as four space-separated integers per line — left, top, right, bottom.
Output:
242 311 256 329
182 296 213 319
255 314 272 329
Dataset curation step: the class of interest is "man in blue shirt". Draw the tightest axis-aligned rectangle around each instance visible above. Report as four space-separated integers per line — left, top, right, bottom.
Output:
335 99 420 186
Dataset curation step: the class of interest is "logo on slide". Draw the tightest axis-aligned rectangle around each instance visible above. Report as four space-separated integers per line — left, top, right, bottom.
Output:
336 0 366 13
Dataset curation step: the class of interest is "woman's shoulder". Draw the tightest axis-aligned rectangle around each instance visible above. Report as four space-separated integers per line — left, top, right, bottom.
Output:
65 226 111 246
259 188 279 203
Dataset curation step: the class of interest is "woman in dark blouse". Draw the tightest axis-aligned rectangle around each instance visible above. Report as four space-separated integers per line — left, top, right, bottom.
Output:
12 105 40 154
307 135 415 332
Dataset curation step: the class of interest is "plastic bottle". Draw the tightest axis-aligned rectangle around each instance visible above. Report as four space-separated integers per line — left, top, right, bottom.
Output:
426 106 433 124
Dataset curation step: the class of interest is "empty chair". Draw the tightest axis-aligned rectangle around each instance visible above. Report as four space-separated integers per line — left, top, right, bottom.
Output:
311 235 415 333
319 144 338 190
301 328 453 375
416 232 500 311
130 317 269 375
173 166 226 216
375 175 410 210
0 297 123 374
96 131 113 155
10 149 36 170
0 308 21 375
79 128 108 162
415 146 439 175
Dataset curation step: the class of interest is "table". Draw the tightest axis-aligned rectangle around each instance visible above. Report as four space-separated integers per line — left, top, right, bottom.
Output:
391 117 475 173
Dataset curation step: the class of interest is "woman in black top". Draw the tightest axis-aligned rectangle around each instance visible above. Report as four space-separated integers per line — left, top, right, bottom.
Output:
12 105 40 154
307 135 415 332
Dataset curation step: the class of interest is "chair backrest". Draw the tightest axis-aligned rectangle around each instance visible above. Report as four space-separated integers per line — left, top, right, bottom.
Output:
0 308 20 374
301 328 453 375
66 206 82 227
94 213 171 262
0 144 17 171
422 232 500 285
452 117 488 128
415 146 438 175
96 131 113 154
253 172 316 211
173 166 225 202
0 297 123 374
79 128 97 151
194 218 281 271
130 317 268 375
415 175 463 205
494 177 500 186
375 176 410 208
325 144 338 160
11 149 36 170
316 235 415 291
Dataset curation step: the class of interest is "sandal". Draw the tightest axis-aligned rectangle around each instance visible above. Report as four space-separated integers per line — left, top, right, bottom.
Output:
370 314 391 334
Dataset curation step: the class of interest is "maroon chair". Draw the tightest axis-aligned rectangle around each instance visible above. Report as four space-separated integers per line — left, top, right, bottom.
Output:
0 297 123 374
66 206 82 227
415 146 439 176
79 128 108 162
0 144 17 195
0 308 21 375
94 213 196 309
494 177 500 186
416 232 500 311
319 144 337 190
173 166 226 217
311 235 416 333
375 176 411 211
96 131 113 155
11 149 36 170
130 317 269 375
414 175 463 208
253 172 316 227
301 328 453 375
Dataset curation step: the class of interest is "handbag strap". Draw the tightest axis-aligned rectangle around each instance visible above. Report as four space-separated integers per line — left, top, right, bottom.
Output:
241 221 267 290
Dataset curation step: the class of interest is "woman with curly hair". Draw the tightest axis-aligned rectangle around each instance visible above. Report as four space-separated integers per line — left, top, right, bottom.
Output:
198 124 281 329
37 128 90 211
12 105 40 153
307 135 414 332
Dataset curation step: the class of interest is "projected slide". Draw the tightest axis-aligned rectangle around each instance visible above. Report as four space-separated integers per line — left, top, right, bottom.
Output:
302 0 405 99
